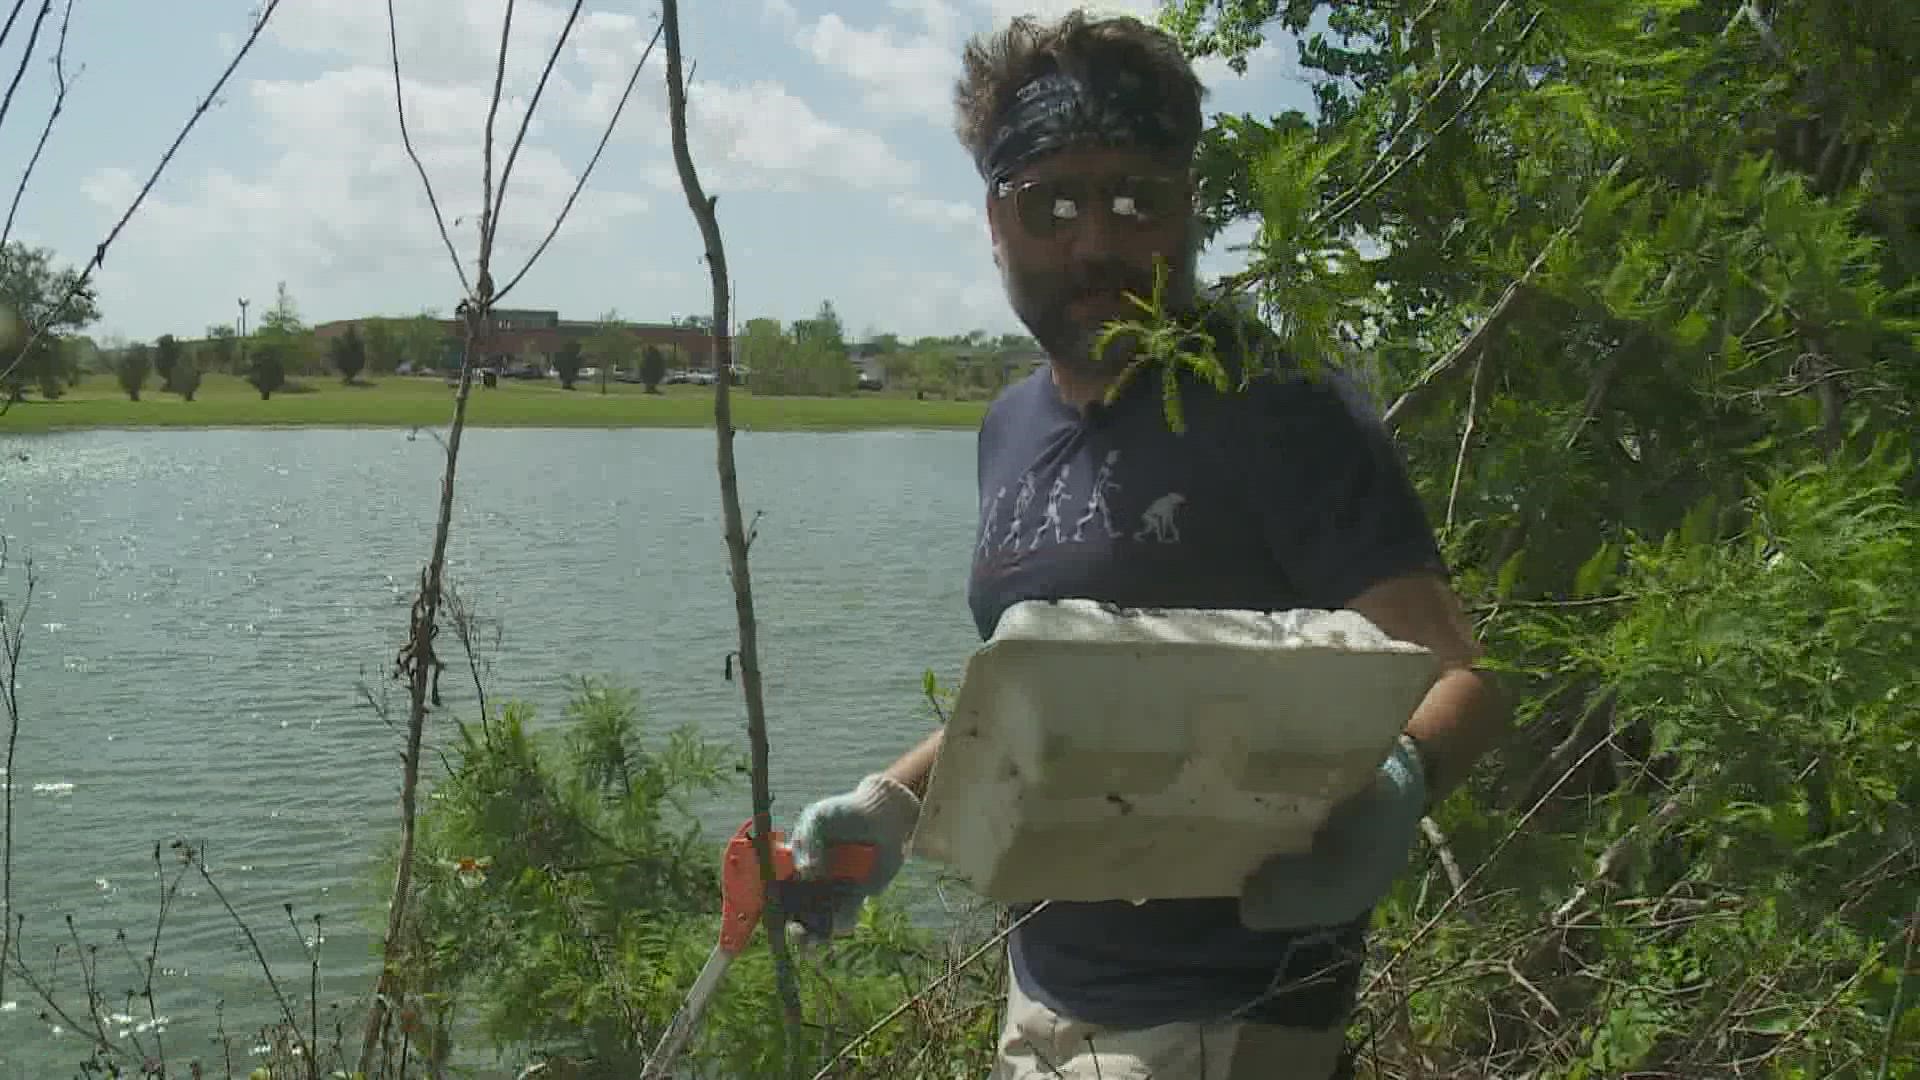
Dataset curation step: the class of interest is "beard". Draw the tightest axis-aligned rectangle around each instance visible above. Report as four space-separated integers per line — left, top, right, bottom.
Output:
1002 252 1198 381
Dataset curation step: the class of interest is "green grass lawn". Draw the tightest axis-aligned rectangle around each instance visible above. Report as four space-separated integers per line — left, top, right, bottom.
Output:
0 373 991 433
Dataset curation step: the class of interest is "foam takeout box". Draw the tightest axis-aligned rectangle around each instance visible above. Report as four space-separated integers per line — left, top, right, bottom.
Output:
910 598 1441 904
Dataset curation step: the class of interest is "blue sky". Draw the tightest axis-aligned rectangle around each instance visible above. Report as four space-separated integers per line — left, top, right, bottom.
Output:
0 0 1317 345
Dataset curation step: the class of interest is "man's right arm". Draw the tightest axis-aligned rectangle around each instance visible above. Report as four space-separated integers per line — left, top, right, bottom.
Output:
882 728 944 799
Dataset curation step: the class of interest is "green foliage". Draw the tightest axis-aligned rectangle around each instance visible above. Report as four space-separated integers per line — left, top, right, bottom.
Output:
0 241 98 402
553 338 585 390
393 676 1010 1077
115 343 151 401
329 326 368 384
247 342 288 400
640 344 668 393
170 357 202 402
154 333 182 389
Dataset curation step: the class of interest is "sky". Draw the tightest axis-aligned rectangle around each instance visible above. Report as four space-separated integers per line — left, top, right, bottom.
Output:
0 0 1318 346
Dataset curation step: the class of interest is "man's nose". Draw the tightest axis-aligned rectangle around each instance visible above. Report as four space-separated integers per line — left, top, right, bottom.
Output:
1064 201 1124 262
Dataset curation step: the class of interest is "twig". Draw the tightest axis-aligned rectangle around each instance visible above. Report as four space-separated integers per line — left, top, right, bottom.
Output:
1420 816 1468 896
810 902 1051 1079
1381 155 1628 435
0 541 34 1009
490 0 582 233
0 0 286 391
1443 353 1492 535
1 0 76 247
492 20 663 303
474 0 514 289
660 0 804 1071
184 841 313 1070
1548 783 1695 929
0 0 51 141
384 0 471 298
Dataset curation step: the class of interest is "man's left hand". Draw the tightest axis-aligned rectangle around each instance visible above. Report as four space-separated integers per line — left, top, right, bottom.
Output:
1239 735 1428 931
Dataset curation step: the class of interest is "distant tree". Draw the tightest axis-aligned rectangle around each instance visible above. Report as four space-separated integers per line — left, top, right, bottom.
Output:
553 339 584 389
361 318 402 373
202 324 237 372
116 343 152 401
0 242 99 403
640 344 667 393
247 342 287 400
154 334 183 389
330 326 368 383
588 311 637 395
261 280 303 336
171 359 202 402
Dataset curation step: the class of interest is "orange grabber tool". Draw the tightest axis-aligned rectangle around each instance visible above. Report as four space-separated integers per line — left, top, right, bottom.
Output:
639 819 877 1078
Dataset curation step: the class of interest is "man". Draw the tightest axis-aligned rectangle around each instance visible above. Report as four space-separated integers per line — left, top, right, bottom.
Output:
791 10 1509 1079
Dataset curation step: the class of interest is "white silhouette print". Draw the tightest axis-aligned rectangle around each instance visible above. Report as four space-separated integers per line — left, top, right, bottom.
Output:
1133 492 1187 544
977 485 1006 557
1001 472 1038 550
1072 450 1124 541
1030 465 1072 550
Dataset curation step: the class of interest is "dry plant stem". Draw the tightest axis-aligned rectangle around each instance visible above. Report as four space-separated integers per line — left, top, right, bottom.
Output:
810 902 1051 1080
475 0 514 283
0 542 33 1008
1443 353 1492 535
660 0 804 1067
1 0 73 247
189 845 313 1073
0 0 284 391
0 0 27 59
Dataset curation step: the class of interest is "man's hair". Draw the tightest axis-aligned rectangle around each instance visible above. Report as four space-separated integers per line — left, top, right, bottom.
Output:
953 10 1206 174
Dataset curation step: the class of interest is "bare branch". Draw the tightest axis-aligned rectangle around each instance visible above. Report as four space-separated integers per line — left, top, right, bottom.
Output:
475 0 515 292
660 0 805 1070
492 0 582 232
0 0 287 391
2 0 78 247
493 19 663 304
0 0 51 139
385 0 471 297
0 541 34 1009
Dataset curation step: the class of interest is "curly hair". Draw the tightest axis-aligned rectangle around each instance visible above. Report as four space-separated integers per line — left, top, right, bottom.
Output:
953 9 1207 176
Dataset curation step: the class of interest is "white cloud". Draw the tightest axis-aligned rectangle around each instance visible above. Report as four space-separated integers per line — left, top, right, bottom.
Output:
792 14 957 123
887 193 984 235
852 262 1014 337
677 81 919 191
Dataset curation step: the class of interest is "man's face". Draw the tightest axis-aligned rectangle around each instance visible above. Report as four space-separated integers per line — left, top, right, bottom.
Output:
987 145 1198 379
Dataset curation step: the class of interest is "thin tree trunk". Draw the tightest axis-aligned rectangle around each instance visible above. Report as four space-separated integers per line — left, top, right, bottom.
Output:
660 0 805 1069
358 307 483 1075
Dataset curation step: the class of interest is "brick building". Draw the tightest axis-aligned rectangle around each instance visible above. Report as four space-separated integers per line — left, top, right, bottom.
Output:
312 308 727 371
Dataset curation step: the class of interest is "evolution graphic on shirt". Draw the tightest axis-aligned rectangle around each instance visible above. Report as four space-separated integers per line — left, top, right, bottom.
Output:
977 450 1189 559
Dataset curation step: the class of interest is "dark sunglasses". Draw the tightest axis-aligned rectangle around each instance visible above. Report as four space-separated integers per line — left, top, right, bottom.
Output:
993 174 1187 237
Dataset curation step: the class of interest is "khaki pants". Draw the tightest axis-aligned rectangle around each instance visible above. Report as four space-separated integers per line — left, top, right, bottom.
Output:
990 968 1349 1080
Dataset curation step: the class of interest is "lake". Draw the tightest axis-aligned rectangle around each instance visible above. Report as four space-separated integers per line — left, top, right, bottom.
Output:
0 426 988 1077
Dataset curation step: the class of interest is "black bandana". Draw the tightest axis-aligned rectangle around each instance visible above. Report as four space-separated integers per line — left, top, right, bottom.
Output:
974 69 1185 185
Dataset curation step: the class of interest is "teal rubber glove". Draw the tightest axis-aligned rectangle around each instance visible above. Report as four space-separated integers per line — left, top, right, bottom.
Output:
1239 735 1429 931
789 773 921 936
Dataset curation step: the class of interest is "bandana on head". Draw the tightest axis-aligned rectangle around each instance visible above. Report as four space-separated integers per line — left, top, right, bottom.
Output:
974 68 1184 185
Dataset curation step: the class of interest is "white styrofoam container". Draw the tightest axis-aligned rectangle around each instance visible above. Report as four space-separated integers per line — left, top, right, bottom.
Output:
910 599 1441 904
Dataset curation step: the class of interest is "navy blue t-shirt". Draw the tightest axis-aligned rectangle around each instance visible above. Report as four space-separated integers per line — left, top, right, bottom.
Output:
966 334 1447 1031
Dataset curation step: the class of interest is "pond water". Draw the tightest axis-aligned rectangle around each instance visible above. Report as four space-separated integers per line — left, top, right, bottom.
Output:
0 425 988 1077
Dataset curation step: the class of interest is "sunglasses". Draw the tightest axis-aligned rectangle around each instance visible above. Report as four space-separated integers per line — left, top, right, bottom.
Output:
993 174 1187 238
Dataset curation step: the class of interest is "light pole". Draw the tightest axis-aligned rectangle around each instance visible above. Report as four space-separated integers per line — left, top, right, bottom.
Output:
237 297 249 373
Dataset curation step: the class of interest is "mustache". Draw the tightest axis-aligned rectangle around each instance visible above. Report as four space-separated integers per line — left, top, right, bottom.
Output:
1038 263 1155 306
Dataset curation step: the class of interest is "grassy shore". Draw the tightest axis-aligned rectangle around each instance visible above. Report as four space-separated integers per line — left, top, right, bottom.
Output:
0 373 991 433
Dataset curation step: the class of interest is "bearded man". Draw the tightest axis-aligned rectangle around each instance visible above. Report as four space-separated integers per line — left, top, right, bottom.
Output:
789 10 1509 1079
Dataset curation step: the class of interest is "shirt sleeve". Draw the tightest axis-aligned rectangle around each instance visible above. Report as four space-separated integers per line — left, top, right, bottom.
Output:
1241 368 1450 609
